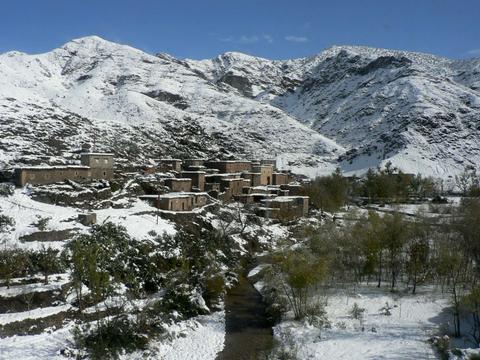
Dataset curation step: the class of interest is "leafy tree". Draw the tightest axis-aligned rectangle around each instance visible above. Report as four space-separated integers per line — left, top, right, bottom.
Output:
270 249 328 320
381 212 409 291
353 211 384 286
303 168 348 213
462 287 480 346
406 216 431 294
455 167 478 197
435 238 467 337
0 248 28 288
30 246 63 285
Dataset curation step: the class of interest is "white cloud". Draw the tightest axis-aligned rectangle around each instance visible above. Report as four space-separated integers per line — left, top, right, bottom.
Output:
285 35 309 43
219 34 274 44
466 48 480 57
263 34 274 44
220 36 235 43
239 35 260 44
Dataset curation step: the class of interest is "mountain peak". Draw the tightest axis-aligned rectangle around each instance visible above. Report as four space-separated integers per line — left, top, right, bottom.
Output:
59 35 146 57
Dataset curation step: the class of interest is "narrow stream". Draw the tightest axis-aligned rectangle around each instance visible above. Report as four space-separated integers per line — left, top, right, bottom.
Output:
216 273 274 360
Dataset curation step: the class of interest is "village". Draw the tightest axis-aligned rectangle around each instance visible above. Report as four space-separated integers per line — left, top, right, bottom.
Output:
5 150 480 360
12 152 309 221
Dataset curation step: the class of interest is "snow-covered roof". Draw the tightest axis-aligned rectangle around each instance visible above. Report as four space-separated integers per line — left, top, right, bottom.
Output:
140 192 208 200
265 196 309 203
80 153 114 156
208 160 251 163
16 165 90 170
221 178 246 182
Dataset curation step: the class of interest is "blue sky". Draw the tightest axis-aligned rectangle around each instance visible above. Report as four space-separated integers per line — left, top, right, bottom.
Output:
1 0 479 60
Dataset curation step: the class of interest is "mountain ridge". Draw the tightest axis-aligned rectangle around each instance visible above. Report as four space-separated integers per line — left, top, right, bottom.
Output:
1 36 479 180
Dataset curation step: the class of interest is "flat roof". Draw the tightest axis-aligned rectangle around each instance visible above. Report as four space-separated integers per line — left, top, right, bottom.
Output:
181 171 207 174
165 178 192 182
16 165 90 170
252 186 272 191
140 192 208 199
207 160 251 163
160 158 182 161
80 153 114 156
268 196 309 202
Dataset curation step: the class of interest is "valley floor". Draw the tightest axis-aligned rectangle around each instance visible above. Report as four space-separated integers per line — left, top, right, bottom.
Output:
0 189 475 359
273 285 450 359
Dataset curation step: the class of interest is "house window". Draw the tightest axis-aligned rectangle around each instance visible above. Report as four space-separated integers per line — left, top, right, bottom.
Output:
95 158 99 164
103 171 106 176
104 159 109 164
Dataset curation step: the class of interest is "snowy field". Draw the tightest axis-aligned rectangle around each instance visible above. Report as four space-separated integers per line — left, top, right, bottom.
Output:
0 189 176 250
274 286 450 360
0 189 226 360
0 311 225 360
125 311 225 360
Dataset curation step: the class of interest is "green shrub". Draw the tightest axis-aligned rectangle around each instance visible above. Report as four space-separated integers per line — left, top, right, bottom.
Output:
33 216 51 231
305 302 330 329
350 302 366 321
74 315 149 360
203 275 225 309
159 284 208 318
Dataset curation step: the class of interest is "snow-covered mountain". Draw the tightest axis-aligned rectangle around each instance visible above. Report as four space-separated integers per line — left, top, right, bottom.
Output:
1 36 479 178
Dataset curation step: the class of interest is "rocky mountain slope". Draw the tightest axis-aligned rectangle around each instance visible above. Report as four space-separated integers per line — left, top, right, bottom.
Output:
1 36 479 178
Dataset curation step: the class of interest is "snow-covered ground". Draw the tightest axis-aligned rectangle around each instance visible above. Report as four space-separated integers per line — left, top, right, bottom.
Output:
0 311 225 360
134 311 225 360
0 189 176 250
273 286 450 359
0 189 226 360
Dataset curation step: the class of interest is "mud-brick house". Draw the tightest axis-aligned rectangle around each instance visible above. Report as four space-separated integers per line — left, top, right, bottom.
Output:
14 152 114 187
241 172 262 187
183 159 206 169
181 171 206 191
159 159 182 172
14 166 90 187
262 196 309 219
220 178 250 201
205 160 252 174
280 184 302 196
140 192 209 211
251 164 273 186
260 159 277 171
80 153 114 179
220 178 250 196
272 172 290 185
159 193 193 211
164 178 192 192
